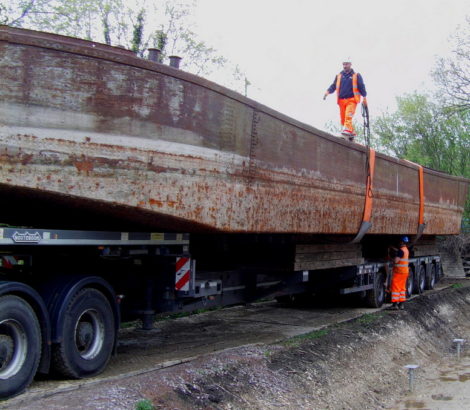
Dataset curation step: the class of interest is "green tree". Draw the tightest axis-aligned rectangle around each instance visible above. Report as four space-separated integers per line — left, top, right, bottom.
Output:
131 9 145 54
1 0 245 92
155 29 167 53
373 93 469 178
432 16 470 113
0 0 54 26
431 16 470 219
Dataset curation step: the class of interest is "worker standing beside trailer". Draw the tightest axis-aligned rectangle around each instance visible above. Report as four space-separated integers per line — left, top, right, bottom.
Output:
389 236 410 310
323 58 368 141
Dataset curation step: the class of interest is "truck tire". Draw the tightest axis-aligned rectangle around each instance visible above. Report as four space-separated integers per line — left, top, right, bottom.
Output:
276 293 310 306
406 268 414 298
0 295 41 399
275 294 297 305
425 264 436 290
366 272 385 308
436 263 443 282
413 265 426 294
52 288 115 379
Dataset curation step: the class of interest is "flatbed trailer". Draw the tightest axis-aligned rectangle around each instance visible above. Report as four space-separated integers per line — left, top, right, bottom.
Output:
0 226 442 398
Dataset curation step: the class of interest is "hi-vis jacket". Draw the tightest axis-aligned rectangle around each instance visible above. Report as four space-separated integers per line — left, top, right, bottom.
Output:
327 69 367 102
393 246 409 275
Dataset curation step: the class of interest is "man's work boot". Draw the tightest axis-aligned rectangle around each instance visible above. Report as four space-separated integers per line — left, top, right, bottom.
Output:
399 302 405 310
341 129 356 141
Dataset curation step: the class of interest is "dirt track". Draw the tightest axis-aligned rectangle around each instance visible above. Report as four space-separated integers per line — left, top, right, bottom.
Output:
3 280 470 409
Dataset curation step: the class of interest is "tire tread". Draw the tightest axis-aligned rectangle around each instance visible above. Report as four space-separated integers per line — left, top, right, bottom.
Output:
51 288 114 379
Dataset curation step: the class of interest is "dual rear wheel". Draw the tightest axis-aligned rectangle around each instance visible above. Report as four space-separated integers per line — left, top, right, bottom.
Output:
0 295 41 398
0 287 116 399
425 264 437 290
407 264 436 297
366 272 385 308
52 288 115 379
413 265 426 295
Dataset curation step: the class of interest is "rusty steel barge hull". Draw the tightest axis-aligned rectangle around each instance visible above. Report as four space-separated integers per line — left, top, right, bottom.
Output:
0 26 468 234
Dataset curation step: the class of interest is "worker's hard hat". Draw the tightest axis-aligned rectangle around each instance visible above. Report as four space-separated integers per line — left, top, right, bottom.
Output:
401 236 410 243
342 57 352 63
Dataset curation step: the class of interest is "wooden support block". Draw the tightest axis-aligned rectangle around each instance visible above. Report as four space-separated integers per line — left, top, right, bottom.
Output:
296 243 362 254
294 257 365 271
295 250 362 263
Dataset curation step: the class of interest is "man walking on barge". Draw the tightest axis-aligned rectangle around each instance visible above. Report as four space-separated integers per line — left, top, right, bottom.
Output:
323 58 367 141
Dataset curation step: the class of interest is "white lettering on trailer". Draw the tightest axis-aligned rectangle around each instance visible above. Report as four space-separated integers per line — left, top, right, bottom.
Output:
12 231 42 243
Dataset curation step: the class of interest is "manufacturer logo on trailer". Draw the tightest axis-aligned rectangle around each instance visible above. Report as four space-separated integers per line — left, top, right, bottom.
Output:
175 257 191 291
12 231 42 243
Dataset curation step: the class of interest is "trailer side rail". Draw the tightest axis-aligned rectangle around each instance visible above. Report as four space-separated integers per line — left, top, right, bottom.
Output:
0 228 189 246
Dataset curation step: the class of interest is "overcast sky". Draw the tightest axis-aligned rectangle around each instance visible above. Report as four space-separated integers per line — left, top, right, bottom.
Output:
192 0 470 132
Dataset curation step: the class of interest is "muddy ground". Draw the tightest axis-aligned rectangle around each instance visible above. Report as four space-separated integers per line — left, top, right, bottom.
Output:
4 279 470 410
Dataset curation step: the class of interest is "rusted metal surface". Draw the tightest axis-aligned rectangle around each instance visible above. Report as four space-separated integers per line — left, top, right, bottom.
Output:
0 26 468 234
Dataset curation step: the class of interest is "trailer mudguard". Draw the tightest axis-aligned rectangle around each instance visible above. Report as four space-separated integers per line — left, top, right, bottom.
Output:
38 275 120 352
0 281 51 374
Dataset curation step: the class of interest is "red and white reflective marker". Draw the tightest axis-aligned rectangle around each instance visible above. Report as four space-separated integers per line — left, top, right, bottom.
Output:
175 257 191 291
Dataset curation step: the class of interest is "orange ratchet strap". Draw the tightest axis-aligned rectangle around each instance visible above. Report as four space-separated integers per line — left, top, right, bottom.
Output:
402 160 427 242
418 165 425 225
416 165 426 240
363 148 375 223
352 148 375 243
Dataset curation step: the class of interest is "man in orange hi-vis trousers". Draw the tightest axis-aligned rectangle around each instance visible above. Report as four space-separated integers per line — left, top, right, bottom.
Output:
323 58 367 141
390 236 410 310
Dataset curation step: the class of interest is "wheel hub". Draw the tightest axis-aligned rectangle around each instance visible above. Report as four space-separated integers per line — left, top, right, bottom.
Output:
0 319 28 379
76 321 93 352
74 309 104 360
0 334 14 370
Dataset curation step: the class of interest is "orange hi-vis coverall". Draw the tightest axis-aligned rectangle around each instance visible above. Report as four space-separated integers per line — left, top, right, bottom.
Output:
391 246 409 303
338 97 358 134
326 70 367 134
336 73 361 134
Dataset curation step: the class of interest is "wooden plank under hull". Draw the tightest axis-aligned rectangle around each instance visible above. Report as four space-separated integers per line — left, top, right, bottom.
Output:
0 26 468 234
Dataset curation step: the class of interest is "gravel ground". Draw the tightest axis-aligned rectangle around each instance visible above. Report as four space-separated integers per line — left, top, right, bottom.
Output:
3 281 470 410
390 355 470 409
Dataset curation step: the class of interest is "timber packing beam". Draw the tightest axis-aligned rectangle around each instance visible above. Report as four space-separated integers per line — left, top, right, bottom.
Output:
0 26 468 400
